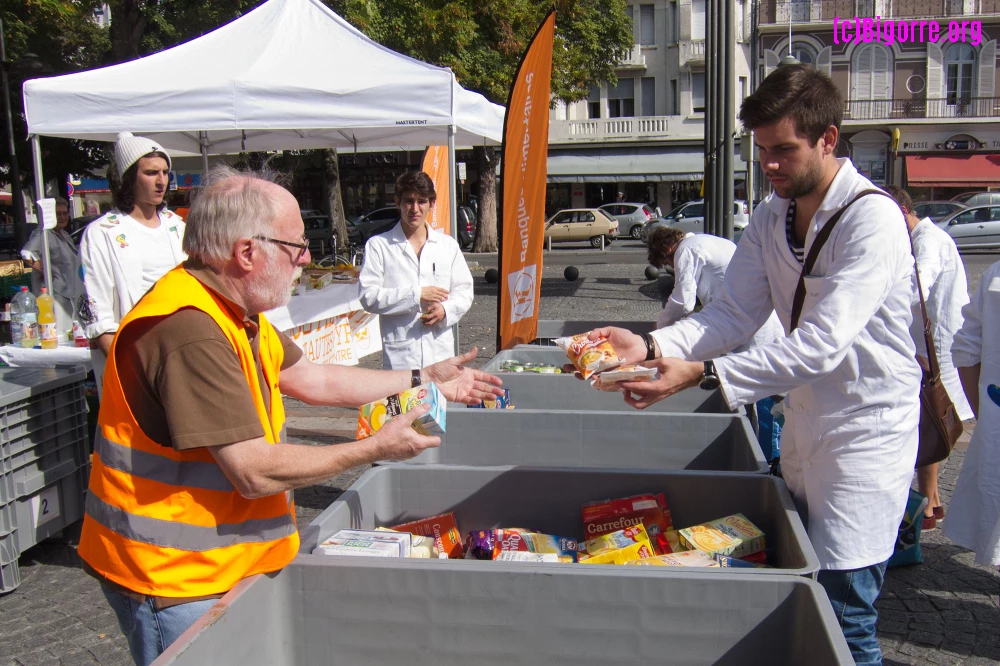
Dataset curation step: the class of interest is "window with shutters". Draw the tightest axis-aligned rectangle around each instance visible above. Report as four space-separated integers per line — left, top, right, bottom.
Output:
946 43 976 105
692 72 706 113
608 78 636 118
779 42 816 65
851 43 893 100
692 0 705 40
669 2 679 42
641 77 656 116
670 79 679 115
588 85 602 119
640 5 655 45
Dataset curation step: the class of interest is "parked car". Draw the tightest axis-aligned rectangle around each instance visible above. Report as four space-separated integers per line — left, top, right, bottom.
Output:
640 199 750 243
544 208 619 248
0 222 39 255
348 206 400 245
951 191 1000 206
912 200 966 222
936 204 1000 249
599 203 656 240
457 205 477 250
302 211 335 255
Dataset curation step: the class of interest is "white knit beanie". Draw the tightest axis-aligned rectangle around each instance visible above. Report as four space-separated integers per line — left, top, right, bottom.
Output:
114 132 171 178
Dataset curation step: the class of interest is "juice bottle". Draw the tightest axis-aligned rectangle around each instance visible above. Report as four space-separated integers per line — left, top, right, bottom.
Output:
11 287 39 348
37 288 58 349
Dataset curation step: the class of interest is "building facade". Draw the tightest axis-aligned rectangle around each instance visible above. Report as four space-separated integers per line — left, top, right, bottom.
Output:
546 0 753 215
758 0 1000 199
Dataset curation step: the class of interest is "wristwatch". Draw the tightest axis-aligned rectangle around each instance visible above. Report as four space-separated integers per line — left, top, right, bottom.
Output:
411 369 422 388
700 360 721 391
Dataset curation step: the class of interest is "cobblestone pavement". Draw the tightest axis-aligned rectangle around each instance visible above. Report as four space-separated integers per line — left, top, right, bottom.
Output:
2 257 998 665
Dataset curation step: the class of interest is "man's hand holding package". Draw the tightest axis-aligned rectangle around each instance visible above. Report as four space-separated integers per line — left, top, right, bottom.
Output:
424 346 504 405
370 403 441 460
562 326 648 375
621 357 703 409
421 301 446 326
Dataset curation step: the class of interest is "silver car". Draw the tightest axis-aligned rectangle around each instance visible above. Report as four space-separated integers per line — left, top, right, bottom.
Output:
599 203 657 240
937 204 1000 249
640 199 750 243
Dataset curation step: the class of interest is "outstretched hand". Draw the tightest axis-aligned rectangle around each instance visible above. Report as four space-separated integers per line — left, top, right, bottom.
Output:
424 347 505 405
620 357 703 409
562 326 649 378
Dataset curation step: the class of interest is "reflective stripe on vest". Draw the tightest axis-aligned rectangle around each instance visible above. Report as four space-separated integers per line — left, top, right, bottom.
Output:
78 266 298 597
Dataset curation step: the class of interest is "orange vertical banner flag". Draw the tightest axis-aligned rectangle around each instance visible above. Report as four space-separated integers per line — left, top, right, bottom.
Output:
421 145 451 236
498 10 555 351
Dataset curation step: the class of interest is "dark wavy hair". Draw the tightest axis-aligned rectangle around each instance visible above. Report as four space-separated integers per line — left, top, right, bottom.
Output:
738 64 843 146
395 170 437 203
647 226 687 268
110 151 170 213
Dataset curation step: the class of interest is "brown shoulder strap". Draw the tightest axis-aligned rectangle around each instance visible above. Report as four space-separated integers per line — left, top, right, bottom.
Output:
909 224 941 377
789 189 891 332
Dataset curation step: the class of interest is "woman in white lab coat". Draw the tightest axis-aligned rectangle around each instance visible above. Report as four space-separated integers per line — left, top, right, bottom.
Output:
945 260 1000 567
359 171 473 369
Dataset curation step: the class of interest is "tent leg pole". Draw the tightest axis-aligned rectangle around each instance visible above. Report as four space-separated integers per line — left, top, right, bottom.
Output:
448 125 460 356
30 134 53 297
199 131 209 174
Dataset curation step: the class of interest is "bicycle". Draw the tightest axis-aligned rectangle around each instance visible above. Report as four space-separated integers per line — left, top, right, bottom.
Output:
315 234 364 268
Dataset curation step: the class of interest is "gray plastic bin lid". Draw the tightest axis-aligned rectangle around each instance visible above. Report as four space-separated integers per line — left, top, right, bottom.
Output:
155 559 853 666
0 366 88 409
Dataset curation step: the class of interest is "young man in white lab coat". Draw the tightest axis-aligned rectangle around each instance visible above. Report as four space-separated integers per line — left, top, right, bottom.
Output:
885 185 974 530
79 132 187 395
593 65 920 665
359 171 473 369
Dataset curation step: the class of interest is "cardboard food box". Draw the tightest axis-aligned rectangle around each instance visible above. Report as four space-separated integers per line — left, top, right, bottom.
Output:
313 529 412 558
677 513 765 559
579 525 651 558
627 550 721 568
578 541 655 565
390 512 465 559
357 382 446 439
582 493 674 552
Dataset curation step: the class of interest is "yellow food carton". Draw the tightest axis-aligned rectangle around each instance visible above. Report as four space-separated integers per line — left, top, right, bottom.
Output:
579 525 651 558
626 550 721 567
579 541 655 565
357 383 446 440
677 513 765 559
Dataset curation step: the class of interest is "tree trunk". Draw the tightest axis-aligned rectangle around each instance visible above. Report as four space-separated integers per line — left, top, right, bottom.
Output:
472 146 500 253
322 148 349 249
109 0 147 63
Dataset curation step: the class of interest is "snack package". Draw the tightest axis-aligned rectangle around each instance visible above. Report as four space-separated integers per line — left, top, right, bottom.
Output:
555 333 622 379
579 525 651 558
592 364 657 392
375 527 439 558
655 530 684 555
467 388 514 409
466 529 579 563
714 555 770 568
579 541 655 565
313 529 412 558
391 512 465 559
498 361 562 374
582 493 675 553
357 382 446 440
627 550 721 568
677 513 765 559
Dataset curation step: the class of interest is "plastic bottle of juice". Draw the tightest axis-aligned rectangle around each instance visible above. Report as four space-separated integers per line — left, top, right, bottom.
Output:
11 287 39 348
38 288 58 349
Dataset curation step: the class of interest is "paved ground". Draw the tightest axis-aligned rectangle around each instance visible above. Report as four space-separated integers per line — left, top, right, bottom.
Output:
1 256 998 665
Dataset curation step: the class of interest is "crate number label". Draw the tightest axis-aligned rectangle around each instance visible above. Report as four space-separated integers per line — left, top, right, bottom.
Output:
31 486 61 528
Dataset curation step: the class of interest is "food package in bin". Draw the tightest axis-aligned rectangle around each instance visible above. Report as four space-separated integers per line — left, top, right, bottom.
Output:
313 529 412 558
498 361 562 374
579 541 655 565
582 492 675 553
375 527 438 558
357 382 446 439
677 513 765 559
578 525 652 558
390 512 465 559
627 550 721 568
466 529 579 563
467 388 514 409
591 364 657 392
555 333 623 379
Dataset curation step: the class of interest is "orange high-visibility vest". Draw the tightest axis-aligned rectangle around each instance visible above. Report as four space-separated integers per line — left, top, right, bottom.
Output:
78 266 298 597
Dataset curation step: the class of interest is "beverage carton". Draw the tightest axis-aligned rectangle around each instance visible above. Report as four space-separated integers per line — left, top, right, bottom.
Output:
357 382 446 439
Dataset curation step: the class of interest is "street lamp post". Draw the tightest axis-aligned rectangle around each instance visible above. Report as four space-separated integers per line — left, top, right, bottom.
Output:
0 17 28 251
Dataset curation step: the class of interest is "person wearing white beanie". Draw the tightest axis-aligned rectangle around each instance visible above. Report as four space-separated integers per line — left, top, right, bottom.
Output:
78 132 187 397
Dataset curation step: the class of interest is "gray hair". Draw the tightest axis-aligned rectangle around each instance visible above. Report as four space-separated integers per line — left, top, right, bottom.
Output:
182 164 288 268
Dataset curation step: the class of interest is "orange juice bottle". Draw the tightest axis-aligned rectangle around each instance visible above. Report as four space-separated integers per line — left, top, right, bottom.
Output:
37 288 58 349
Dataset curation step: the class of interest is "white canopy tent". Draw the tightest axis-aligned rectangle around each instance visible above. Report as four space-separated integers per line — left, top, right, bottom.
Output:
21 0 505 299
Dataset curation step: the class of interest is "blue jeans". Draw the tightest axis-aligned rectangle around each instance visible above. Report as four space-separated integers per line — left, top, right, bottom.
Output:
817 560 888 666
101 585 218 666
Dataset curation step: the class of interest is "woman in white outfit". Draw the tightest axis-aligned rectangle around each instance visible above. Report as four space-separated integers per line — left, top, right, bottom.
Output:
79 132 187 395
945 259 1000 568
20 197 84 334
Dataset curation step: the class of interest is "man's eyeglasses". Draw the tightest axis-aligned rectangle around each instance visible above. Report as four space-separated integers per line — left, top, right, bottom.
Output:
254 235 309 260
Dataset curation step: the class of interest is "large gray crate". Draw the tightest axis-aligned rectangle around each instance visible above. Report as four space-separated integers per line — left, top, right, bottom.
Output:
300 465 819 576
404 410 767 473
462 371 733 413
155 560 851 666
481 345 570 372
532 319 656 345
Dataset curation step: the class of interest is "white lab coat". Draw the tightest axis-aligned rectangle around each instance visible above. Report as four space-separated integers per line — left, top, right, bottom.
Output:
359 222 473 369
909 217 974 420
79 209 186 395
658 233 783 351
943 260 1000 565
651 159 921 570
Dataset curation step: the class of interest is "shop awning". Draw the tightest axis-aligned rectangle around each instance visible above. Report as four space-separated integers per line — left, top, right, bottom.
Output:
906 154 1000 187
547 145 747 183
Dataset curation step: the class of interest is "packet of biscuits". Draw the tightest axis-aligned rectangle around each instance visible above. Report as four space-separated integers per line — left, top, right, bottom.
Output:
555 333 623 379
591 364 657 392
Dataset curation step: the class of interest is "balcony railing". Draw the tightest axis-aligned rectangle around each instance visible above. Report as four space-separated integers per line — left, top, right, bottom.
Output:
617 45 647 70
758 0 1000 24
549 116 704 143
679 40 706 67
843 96 1000 119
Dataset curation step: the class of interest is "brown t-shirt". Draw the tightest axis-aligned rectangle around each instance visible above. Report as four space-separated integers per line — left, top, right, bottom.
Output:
85 260 304 606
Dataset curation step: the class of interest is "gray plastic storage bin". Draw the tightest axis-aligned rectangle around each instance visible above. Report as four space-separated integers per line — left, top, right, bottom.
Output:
481 346 569 373
532 319 656 345
300 465 819 576
404 410 767 473
155 560 852 666
461 371 734 413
